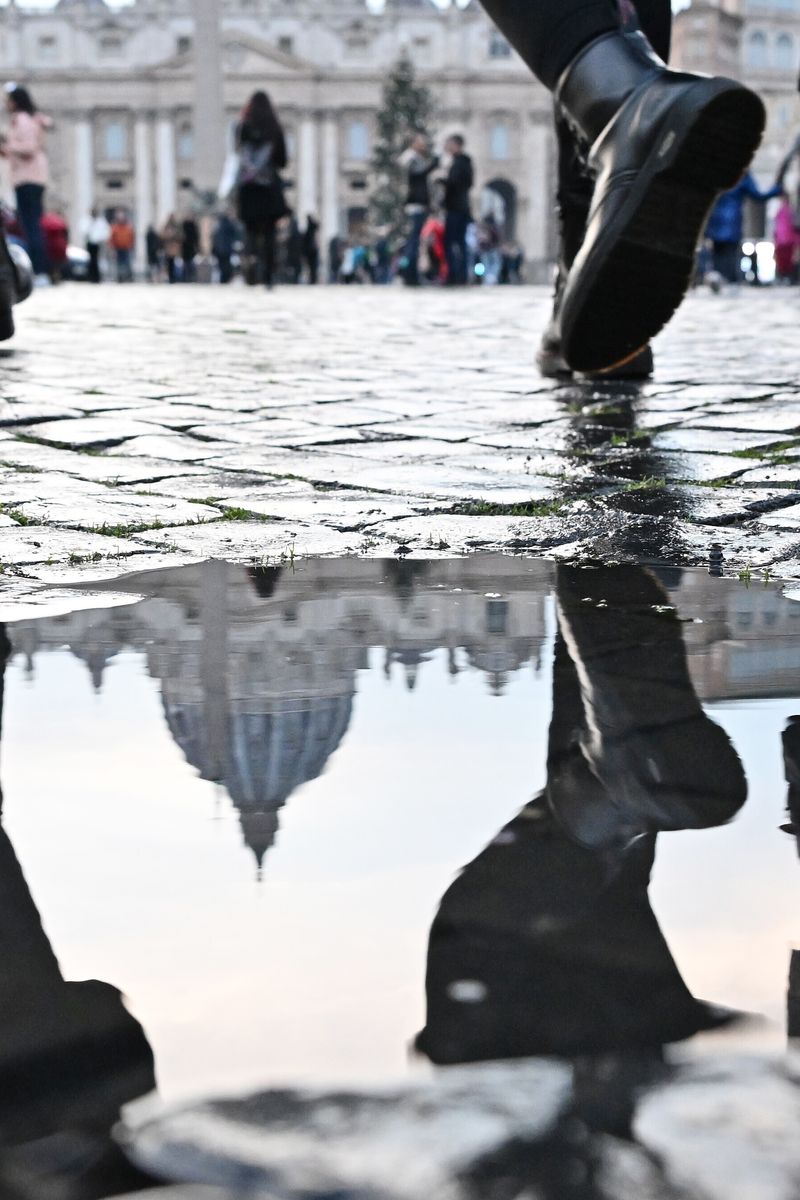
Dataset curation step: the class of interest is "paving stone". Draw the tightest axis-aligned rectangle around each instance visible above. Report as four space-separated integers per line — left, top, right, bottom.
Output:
0 400 84 426
216 492 435 529
130 521 372 559
19 416 164 448
0 527 149 566
650 428 786 454
0 473 221 529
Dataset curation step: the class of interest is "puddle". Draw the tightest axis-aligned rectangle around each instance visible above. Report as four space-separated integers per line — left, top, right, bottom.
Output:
1 556 799 1195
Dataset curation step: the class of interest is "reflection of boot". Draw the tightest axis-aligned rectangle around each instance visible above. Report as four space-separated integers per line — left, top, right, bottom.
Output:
416 793 734 1066
555 30 764 373
0 232 17 342
550 566 746 848
781 717 800 847
537 105 653 382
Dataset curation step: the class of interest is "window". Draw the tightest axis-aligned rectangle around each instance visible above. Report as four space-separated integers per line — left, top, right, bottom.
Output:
104 121 128 161
347 120 369 161
37 35 58 62
177 35 192 55
489 122 510 161
489 29 512 58
99 35 123 58
177 123 194 160
278 35 294 55
776 32 795 70
746 30 768 69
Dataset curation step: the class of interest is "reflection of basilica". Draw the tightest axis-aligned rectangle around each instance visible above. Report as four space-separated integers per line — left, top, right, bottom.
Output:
7 558 800 870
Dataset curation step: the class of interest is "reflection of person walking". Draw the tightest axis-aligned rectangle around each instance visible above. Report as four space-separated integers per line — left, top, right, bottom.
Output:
1 84 52 285
235 91 288 290
442 134 473 287
477 0 765 373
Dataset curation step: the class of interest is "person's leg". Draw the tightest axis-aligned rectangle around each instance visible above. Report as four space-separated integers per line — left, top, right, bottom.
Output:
263 221 276 288
15 185 48 277
87 243 99 284
404 212 425 286
477 0 764 371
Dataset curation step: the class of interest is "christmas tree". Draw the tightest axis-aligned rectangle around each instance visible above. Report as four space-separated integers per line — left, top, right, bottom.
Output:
370 53 436 239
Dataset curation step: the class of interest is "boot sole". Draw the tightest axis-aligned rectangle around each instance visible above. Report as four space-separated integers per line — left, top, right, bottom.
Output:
560 82 765 374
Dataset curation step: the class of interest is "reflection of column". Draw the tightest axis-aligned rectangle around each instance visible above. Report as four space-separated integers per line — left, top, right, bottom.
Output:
156 116 177 222
298 116 319 222
321 112 339 251
72 115 94 235
522 117 549 282
134 114 153 273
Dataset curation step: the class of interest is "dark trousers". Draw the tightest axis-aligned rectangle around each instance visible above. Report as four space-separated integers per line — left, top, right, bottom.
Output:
245 222 277 287
445 212 470 286
305 250 319 284
115 248 132 282
403 211 427 286
477 0 671 89
15 184 48 276
712 241 742 284
87 242 101 284
216 253 233 283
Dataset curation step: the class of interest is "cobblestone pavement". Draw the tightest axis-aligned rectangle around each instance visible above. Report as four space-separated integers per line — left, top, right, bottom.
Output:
1 282 800 603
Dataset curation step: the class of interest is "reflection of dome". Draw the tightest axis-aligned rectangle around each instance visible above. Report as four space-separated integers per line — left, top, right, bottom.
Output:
162 693 353 868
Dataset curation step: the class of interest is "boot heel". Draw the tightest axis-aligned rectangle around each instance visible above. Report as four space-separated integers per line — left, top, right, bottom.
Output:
667 87 766 194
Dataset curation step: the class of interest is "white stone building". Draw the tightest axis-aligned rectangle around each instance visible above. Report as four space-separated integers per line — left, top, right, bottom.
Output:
0 0 557 276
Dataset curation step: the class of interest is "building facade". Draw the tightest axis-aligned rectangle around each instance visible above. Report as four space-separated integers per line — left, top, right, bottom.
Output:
0 0 557 277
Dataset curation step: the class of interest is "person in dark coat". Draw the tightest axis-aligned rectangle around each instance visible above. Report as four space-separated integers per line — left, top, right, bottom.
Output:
302 214 320 284
181 216 200 283
145 224 162 282
212 210 238 283
236 90 288 289
399 133 439 286
442 134 473 287
285 210 303 283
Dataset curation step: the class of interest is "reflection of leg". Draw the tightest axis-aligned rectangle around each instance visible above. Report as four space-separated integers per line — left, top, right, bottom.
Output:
551 566 746 847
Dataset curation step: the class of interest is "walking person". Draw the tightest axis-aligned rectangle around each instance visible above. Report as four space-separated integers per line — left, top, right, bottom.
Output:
212 210 238 283
0 84 52 286
476 0 764 374
181 215 200 283
302 214 320 284
109 210 135 282
235 90 288 290
399 133 439 286
81 207 110 284
161 214 182 284
145 224 162 282
442 134 473 287
774 193 800 284
705 170 782 285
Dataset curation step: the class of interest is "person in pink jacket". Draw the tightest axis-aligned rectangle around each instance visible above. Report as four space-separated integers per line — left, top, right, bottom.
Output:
1 84 51 281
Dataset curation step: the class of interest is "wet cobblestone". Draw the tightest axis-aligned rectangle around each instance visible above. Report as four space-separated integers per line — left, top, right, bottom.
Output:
1 283 799 593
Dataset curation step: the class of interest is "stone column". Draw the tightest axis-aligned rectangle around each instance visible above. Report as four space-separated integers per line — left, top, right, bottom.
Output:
321 112 339 253
193 0 225 198
156 116 177 223
522 118 550 282
297 115 319 224
134 114 153 274
72 114 94 236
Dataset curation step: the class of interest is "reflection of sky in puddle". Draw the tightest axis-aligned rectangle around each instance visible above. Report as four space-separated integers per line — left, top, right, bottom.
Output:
1 559 799 1105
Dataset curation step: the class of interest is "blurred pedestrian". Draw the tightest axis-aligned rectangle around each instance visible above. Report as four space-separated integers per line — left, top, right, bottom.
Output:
145 224 162 282
399 132 439 286
372 228 392 284
286 210 303 283
773 192 799 284
235 90 288 289
328 234 343 283
40 208 68 284
212 210 238 283
1 84 52 285
479 213 502 284
302 214 320 284
181 215 200 283
705 171 782 284
109 209 135 282
442 134 473 287
421 211 446 283
81 206 110 283
161 214 182 283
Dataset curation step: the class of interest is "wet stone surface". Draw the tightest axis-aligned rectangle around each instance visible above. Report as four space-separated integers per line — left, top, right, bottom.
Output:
0 556 799 1198
0 285 800 588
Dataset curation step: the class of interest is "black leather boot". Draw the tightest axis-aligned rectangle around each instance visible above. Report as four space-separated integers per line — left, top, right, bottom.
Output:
537 105 654 381
556 30 765 374
0 232 16 343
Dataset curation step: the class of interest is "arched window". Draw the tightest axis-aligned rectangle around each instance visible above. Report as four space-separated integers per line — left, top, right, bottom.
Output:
177 123 194 161
104 121 127 161
348 120 370 161
489 123 510 161
746 30 768 69
776 32 795 70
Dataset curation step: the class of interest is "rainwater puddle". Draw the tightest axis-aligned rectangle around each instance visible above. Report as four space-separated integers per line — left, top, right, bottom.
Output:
2 556 800 1195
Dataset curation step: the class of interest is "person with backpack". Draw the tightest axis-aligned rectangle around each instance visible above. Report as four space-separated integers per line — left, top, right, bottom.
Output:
235 91 288 289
